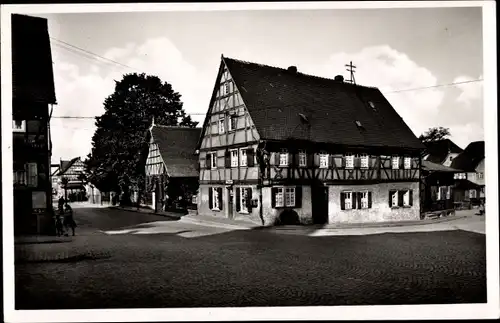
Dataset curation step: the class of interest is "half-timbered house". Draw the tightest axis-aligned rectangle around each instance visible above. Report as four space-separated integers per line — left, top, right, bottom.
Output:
144 124 201 213
196 56 425 226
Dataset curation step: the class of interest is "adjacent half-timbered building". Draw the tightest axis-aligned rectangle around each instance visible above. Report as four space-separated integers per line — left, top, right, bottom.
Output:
145 125 202 213
196 56 425 226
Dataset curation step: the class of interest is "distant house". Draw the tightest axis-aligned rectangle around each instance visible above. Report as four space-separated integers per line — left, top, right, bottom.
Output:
420 160 462 216
450 141 485 206
422 139 463 167
54 157 87 201
195 55 425 226
144 125 202 213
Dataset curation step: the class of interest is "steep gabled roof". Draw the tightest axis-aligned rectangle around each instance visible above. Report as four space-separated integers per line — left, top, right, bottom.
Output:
423 139 463 164
57 157 80 176
450 141 485 172
222 56 425 150
12 14 56 104
150 125 202 178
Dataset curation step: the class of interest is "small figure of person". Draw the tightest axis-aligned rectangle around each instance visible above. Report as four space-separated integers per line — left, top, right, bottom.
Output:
58 195 65 211
63 203 77 236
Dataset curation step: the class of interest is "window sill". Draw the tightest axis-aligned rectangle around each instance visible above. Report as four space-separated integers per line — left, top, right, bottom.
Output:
238 210 249 214
211 208 221 212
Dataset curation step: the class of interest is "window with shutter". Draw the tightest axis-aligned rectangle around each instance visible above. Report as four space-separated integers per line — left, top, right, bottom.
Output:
403 190 410 206
271 187 278 208
218 118 225 134
360 191 369 209
360 154 369 169
404 157 411 169
246 188 253 210
285 187 295 207
392 157 400 169
240 187 249 212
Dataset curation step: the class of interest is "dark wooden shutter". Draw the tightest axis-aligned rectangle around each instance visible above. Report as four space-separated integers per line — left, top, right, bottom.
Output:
409 190 413 206
357 192 362 209
295 186 302 208
217 187 223 210
307 152 314 167
224 150 231 168
209 187 213 209
369 156 375 168
236 187 241 212
206 154 211 169
274 152 280 166
352 192 357 209
398 190 404 207
399 157 404 169
340 192 345 210
271 187 278 208
368 191 373 208
389 190 395 207
246 188 253 210
329 155 334 168
294 151 299 167
342 156 346 168
247 148 255 167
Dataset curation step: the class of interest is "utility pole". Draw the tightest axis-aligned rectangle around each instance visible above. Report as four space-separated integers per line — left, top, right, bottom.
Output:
345 61 357 85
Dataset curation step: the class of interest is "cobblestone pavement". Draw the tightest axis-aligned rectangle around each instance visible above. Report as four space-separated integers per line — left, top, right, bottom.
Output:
14 207 486 309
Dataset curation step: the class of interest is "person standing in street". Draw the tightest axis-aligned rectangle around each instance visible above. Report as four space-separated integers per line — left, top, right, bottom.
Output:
63 203 77 236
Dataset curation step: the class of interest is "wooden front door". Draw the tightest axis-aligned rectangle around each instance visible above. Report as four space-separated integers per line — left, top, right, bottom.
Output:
312 184 329 224
227 187 234 219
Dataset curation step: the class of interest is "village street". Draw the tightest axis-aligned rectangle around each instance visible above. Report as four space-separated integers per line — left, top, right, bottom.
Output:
15 205 486 309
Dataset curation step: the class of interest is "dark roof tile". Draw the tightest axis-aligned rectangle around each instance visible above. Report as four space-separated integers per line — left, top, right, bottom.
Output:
450 141 485 172
223 57 425 150
150 126 201 178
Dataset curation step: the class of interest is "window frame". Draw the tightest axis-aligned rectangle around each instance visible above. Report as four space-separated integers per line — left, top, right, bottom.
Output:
239 148 248 167
391 190 398 207
360 154 369 169
360 191 369 209
210 152 217 169
228 114 237 132
319 153 329 169
212 187 220 210
275 187 285 207
298 150 307 167
392 156 400 170
345 154 354 169
403 190 410 206
285 187 296 207
239 186 250 213
230 149 239 167
279 150 289 167
218 118 225 134
27 162 38 187
344 191 353 210
404 157 411 170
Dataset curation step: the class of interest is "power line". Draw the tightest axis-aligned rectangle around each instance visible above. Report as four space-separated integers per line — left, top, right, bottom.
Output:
383 79 482 94
51 78 483 120
50 37 141 72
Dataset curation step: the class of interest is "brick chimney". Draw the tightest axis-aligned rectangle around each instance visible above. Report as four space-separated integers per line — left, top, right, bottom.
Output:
287 66 298 73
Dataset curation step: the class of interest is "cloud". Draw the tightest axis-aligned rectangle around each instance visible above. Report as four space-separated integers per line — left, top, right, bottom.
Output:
453 74 483 105
50 37 211 163
447 122 484 149
300 45 445 137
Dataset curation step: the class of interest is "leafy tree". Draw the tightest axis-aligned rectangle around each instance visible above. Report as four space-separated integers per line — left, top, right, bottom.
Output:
85 73 198 205
419 127 451 142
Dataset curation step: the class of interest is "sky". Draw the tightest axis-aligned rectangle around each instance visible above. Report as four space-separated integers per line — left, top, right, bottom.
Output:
32 6 483 164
